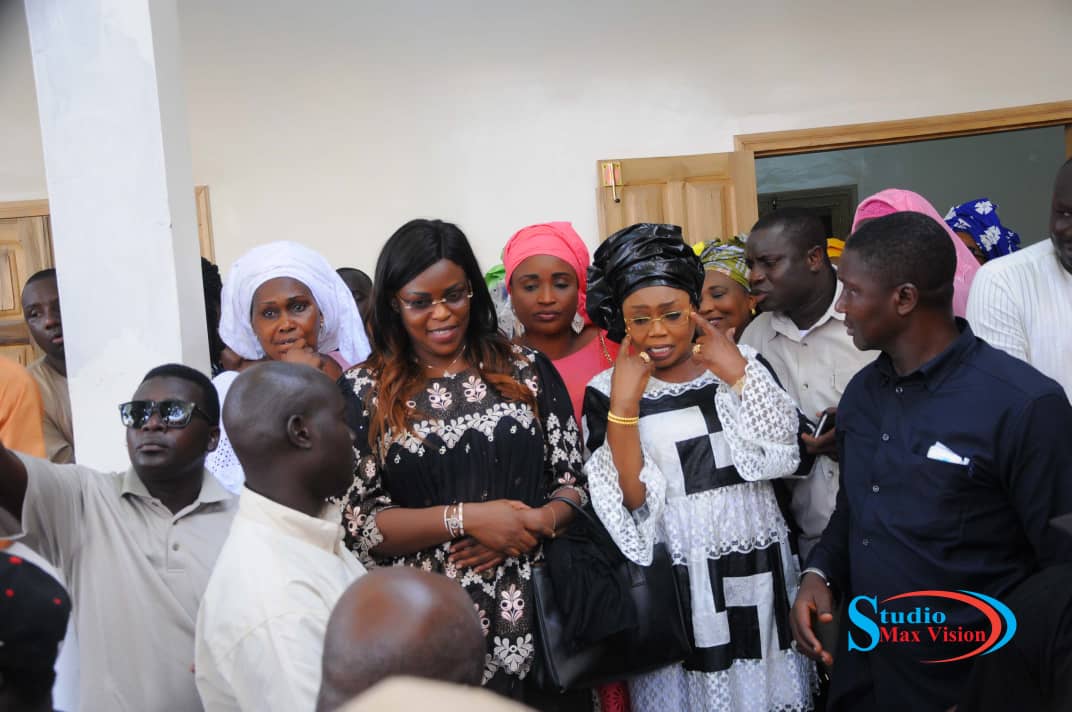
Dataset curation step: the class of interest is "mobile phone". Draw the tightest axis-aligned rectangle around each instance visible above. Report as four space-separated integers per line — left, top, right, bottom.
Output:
812 411 836 437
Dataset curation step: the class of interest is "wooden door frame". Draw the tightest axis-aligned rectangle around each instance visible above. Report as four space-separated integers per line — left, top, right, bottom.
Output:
0 186 216 259
733 100 1072 158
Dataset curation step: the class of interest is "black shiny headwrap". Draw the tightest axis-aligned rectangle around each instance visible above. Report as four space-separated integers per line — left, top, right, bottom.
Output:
586 223 704 343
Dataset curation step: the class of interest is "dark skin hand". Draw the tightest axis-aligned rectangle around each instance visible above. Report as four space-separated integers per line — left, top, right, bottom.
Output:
276 337 343 379
449 500 568 572
800 406 838 460
790 572 835 666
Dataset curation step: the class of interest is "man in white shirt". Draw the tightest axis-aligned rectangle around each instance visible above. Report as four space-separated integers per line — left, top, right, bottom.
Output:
741 209 876 556
195 362 367 712
967 159 1072 400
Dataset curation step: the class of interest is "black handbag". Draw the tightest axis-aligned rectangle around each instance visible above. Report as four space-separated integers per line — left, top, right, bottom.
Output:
532 496 693 692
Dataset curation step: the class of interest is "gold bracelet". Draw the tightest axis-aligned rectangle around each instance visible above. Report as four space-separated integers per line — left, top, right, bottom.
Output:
607 411 640 426
547 505 558 538
730 374 747 396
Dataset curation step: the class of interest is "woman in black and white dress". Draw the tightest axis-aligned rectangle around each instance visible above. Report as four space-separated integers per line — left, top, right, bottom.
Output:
582 224 815 711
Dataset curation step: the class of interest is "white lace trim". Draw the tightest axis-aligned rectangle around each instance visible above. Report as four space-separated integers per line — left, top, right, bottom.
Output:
585 348 800 566
715 353 801 483
205 370 244 494
629 649 816 712
586 349 802 486
587 442 788 566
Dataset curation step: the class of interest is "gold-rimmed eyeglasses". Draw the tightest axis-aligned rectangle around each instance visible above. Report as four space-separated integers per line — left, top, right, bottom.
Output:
624 309 693 334
397 286 473 314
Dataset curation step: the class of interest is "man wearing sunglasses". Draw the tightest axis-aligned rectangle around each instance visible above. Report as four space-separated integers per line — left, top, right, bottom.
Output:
0 363 236 712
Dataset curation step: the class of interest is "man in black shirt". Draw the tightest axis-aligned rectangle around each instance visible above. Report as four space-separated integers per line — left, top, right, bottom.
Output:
790 211 1072 711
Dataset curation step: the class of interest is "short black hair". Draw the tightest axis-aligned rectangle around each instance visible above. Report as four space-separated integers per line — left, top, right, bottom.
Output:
845 211 956 308
141 364 219 425
23 268 57 291
750 208 827 257
337 267 373 292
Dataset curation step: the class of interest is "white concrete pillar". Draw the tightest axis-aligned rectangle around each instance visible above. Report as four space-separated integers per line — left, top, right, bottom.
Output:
24 0 207 470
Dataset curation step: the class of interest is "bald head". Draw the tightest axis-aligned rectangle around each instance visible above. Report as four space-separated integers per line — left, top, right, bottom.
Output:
223 361 354 501
316 568 485 712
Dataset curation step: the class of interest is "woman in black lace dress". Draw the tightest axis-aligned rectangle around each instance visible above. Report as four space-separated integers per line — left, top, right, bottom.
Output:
340 219 588 705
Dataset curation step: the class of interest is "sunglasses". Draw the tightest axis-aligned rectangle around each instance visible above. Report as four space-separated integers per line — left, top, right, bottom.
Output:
118 400 211 429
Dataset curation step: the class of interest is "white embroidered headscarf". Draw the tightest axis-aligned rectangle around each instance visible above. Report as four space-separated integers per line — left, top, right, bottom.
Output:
219 241 371 365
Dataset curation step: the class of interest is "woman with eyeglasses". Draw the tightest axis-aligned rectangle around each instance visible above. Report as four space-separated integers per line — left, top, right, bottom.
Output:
340 219 587 707
582 224 814 711
207 241 371 494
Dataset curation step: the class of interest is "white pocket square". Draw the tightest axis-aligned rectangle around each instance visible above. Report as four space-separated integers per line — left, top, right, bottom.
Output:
926 441 969 466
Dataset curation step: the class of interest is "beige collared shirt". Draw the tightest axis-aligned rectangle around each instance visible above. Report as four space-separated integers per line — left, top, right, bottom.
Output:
26 357 74 463
739 280 876 555
7 452 237 712
195 487 367 712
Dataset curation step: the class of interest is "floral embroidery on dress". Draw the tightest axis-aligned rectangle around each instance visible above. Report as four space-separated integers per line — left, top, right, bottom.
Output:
463 375 488 403
474 604 491 637
341 347 585 695
499 584 524 624
427 382 453 410
493 634 534 677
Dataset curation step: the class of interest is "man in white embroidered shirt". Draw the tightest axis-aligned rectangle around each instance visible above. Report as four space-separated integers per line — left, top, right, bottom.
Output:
195 362 367 712
967 159 1072 400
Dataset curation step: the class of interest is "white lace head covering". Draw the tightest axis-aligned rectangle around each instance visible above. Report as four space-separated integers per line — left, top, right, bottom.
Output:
219 241 371 365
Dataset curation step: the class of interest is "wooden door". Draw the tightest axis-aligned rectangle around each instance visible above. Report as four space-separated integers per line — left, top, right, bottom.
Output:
0 214 54 365
0 186 213 366
596 151 759 244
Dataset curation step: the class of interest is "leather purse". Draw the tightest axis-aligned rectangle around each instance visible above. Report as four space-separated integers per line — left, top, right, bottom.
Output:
532 497 693 692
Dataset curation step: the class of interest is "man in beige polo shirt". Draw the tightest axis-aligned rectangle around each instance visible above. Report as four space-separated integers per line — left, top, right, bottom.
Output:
0 363 236 712
21 269 75 463
741 209 876 557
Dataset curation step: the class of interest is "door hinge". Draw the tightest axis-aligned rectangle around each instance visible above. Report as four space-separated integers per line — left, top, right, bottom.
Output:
600 161 622 203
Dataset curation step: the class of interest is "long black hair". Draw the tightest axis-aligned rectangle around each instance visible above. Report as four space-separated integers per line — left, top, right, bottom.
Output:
365 219 534 450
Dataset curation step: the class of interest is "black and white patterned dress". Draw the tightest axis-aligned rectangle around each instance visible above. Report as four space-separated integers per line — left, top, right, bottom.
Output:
582 345 815 711
340 346 587 698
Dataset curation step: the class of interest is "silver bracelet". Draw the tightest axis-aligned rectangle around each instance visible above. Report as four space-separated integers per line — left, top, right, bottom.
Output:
444 503 463 539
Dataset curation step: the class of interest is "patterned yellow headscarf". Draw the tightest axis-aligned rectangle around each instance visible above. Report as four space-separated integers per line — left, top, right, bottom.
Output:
693 237 749 290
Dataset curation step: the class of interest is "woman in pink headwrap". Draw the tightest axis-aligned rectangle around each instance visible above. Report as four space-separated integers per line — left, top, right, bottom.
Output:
851 189 980 317
504 222 620 427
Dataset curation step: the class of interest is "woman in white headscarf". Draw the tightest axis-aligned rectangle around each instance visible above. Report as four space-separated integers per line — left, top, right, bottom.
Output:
207 241 371 493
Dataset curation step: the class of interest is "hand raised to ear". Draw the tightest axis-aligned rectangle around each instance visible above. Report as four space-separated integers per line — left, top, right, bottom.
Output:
690 312 747 385
609 334 654 415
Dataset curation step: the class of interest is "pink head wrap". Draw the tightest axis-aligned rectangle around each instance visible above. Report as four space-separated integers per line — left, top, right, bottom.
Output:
503 222 592 323
851 189 980 317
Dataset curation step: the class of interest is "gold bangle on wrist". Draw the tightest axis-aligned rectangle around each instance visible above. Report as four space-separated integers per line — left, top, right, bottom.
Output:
730 374 747 396
607 411 640 426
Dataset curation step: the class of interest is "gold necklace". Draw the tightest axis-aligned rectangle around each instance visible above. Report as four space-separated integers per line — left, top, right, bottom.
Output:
420 345 467 378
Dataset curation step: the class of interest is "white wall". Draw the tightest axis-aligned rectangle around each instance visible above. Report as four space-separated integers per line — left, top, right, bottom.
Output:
756 127 1066 243
3 0 1071 275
